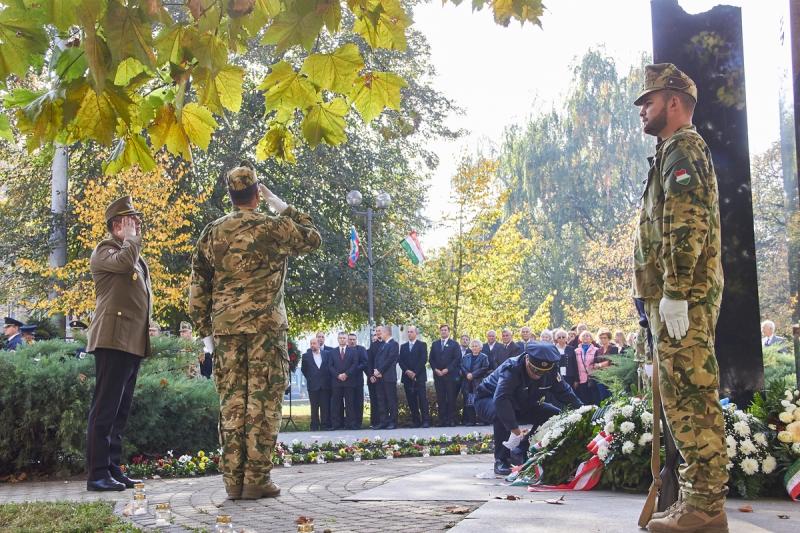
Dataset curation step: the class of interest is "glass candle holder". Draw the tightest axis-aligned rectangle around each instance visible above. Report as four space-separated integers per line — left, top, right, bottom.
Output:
316 454 325 464
133 482 146 494
353 450 362 462
297 520 314 533
132 493 147 516
154 503 171 527
460 444 468 456
385 448 393 460
283 456 292 468
422 446 430 458
215 514 234 532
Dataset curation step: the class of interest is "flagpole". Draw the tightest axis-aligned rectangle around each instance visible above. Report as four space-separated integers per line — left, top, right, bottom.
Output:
367 206 375 328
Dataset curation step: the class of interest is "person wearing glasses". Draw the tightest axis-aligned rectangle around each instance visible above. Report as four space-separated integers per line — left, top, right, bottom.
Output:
474 341 582 476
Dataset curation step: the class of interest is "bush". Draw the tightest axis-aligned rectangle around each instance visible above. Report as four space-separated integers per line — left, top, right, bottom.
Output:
0 337 219 476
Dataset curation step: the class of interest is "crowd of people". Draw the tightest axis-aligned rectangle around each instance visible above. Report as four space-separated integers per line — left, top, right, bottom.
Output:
300 322 640 431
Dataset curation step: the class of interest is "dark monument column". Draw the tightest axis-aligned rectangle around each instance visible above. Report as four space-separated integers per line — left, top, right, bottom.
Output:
650 0 764 404
789 0 800 388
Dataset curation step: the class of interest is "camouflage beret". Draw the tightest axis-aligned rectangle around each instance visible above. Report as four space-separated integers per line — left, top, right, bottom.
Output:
634 63 697 106
179 321 192 331
226 162 258 191
105 195 143 223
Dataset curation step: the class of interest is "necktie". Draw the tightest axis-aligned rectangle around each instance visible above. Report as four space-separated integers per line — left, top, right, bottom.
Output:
340 347 345 360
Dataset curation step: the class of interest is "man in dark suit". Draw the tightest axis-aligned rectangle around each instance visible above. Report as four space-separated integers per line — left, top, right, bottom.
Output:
483 329 504 369
366 331 384 429
399 325 430 428
373 325 399 429
515 326 533 352
348 333 368 429
301 337 332 431
316 331 333 354
85 196 150 492
329 332 360 429
493 329 521 369
429 324 461 426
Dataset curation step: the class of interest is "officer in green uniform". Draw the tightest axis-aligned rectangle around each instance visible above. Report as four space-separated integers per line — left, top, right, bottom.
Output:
189 161 321 500
633 63 728 533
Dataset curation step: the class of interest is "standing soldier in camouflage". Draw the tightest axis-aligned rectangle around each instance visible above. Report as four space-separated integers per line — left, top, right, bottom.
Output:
190 161 321 500
633 64 728 532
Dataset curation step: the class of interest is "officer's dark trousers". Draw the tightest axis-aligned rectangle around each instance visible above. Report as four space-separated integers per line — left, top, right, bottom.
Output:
367 381 380 426
433 375 457 425
403 381 430 426
376 379 398 426
354 383 365 428
86 348 141 481
199 352 213 378
308 388 331 430
474 397 560 462
331 386 355 429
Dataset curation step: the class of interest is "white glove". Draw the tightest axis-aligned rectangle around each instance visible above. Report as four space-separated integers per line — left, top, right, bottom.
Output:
659 297 689 339
202 335 215 354
258 183 288 213
502 430 525 451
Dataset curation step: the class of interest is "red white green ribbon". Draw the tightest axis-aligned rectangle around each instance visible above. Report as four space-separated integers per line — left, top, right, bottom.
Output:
786 458 800 502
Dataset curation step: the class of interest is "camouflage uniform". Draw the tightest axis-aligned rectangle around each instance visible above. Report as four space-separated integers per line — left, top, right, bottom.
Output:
632 64 728 514
189 167 320 497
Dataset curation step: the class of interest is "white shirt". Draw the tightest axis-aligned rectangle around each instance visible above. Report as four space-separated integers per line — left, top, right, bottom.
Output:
408 340 415 349
487 342 496 350
312 351 322 368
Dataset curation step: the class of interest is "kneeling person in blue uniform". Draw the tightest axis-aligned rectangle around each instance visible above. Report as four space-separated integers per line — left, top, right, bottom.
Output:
475 341 582 476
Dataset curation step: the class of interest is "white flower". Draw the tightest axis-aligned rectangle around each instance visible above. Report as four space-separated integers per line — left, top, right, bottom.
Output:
769 424 777 430
550 427 564 440
725 435 737 449
792 443 800 455
604 407 617 420
292 439 300 445
640 412 653 427
726 462 733 471
762 455 777 474
622 441 635 454
639 433 653 447
597 446 609 460
577 405 595 414
167 450 174 458
632 397 642 404
411 435 418 442
620 421 635 434
734 409 746 420
375 435 383 441
740 457 759 476
566 413 582 425
726 446 737 459
393 444 400 450
753 433 768 447
733 421 751 437
178 454 192 464
779 411 795 424
620 405 634 418
540 436 551 448
604 422 616 434
781 399 793 408
739 438 756 456
794 408 800 422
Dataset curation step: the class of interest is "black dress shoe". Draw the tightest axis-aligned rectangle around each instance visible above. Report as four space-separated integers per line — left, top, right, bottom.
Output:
385 424 396 430
111 472 141 489
87 477 126 492
493 460 512 476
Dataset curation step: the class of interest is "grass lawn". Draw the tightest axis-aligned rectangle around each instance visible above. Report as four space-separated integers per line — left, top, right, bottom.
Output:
280 401 372 432
0 501 140 532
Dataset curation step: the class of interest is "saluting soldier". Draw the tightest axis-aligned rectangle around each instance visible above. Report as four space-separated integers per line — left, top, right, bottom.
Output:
85 196 150 492
475 341 581 476
2 317 24 350
190 161 320 500
633 64 728 532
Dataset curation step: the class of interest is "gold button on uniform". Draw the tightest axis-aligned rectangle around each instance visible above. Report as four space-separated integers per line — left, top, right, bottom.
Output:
117 312 122 316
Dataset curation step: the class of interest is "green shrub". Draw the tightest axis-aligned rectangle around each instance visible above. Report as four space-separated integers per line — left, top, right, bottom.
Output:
0 338 219 476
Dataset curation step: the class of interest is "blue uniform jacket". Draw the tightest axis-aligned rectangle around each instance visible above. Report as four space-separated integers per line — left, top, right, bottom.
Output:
476 355 582 431
4 334 24 351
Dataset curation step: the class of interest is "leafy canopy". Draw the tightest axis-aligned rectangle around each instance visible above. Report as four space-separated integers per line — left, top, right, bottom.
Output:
0 0 545 170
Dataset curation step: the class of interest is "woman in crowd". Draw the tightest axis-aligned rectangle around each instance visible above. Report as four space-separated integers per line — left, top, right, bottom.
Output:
553 328 577 390
596 328 618 357
539 329 553 343
573 330 610 405
614 330 632 355
460 339 490 426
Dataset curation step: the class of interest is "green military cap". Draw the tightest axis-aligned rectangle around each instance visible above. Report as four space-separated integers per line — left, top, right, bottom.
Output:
634 63 697 106
104 195 143 223
226 160 258 191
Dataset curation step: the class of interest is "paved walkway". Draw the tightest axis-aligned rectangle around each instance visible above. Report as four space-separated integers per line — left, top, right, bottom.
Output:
278 424 492 446
0 455 486 532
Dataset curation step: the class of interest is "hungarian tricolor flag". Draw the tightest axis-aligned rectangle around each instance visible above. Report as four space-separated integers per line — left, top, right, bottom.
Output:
401 230 425 265
347 226 360 268
786 458 800 501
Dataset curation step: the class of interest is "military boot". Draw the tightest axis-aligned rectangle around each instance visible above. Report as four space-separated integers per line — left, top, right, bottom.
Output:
650 498 682 521
241 480 281 499
647 502 728 533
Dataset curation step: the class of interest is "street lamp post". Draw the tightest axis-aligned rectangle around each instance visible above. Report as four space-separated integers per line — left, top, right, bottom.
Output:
347 190 391 328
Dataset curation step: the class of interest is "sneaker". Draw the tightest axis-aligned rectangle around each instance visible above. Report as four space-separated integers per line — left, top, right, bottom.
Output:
241 481 281 500
647 503 728 533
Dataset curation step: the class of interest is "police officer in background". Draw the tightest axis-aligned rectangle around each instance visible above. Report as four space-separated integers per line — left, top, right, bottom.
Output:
190 161 320 500
475 341 582 476
633 64 728 533
3 317 24 350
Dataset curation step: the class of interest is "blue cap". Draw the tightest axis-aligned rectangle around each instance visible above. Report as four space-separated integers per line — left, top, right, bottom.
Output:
4 317 23 328
20 324 37 334
523 341 560 371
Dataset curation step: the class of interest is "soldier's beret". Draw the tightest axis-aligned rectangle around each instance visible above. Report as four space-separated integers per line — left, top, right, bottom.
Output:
69 320 88 329
523 341 560 371
20 324 37 334
634 63 697 106
226 160 258 191
4 316 23 327
105 195 143 223
179 321 192 331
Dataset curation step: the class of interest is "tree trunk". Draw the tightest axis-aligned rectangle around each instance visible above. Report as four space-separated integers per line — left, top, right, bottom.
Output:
48 143 68 335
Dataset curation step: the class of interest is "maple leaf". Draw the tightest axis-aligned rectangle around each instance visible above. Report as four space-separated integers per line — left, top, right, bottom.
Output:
255 125 297 163
259 61 318 116
300 43 364 94
301 97 348 148
351 71 406 123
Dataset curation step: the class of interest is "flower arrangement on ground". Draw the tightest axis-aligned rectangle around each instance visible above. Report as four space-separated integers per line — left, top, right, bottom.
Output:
124 449 221 479
596 396 654 492
723 404 776 499
511 405 598 486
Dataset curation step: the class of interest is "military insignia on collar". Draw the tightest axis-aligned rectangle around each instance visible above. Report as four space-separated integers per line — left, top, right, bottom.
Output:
674 168 691 185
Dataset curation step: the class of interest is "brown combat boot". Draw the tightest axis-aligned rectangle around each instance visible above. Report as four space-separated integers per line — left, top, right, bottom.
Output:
647 502 728 533
241 480 281 499
226 485 243 500
651 498 682 521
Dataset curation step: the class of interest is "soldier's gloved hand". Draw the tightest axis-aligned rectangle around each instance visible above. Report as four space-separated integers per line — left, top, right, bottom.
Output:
258 183 288 214
659 297 689 339
202 335 215 354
